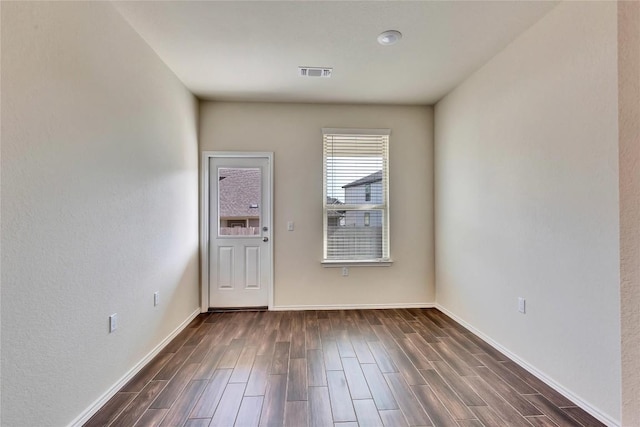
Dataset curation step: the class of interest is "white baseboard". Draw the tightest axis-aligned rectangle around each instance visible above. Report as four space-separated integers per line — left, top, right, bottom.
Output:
68 308 201 427
435 304 620 427
271 302 435 311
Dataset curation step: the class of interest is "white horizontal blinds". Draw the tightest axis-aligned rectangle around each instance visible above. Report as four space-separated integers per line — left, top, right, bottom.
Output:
323 129 390 261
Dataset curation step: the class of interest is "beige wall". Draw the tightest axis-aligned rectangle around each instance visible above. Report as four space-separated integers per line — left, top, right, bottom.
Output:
434 2 621 424
200 102 434 308
1 2 199 425
619 1 640 425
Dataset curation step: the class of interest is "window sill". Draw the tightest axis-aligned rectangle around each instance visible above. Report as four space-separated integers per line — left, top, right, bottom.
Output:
321 260 393 267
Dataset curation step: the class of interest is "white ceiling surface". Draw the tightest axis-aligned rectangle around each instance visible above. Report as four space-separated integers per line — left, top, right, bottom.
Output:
113 1 558 105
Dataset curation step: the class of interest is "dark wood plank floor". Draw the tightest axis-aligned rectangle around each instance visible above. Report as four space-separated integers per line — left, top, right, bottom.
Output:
85 309 605 427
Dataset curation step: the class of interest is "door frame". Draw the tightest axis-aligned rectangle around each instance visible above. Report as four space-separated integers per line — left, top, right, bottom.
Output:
200 151 274 312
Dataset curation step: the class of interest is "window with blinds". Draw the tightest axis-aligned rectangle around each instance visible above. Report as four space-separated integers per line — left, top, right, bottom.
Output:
322 128 390 263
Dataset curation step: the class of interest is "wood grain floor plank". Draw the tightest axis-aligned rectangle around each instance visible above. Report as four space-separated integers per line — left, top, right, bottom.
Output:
350 333 376 363
210 383 246 427
309 386 334 427
307 349 328 387
460 332 508 362
327 370 357 422
525 415 561 427
190 369 233 419
472 366 542 416
408 321 441 344
185 322 213 347
470 405 510 427
456 420 484 427
186 336 218 365
439 337 485 368
323 341 343 371
245 354 271 396
414 315 449 339
154 345 197 381
411 384 459 427
426 311 467 333
440 327 484 355
151 363 199 409
383 372 432 426
380 317 409 341
83 392 136 427
431 361 485 407
234 396 264 427
257 329 278 357
192 345 228 381
188 313 210 329
319 319 334 341
158 380 207 427
379 409 409 427
218 339 247 369
397 338 434 370
524 394 584 427
88 309 599 427
385 346 427 385
276 316 292 342
561 407 605 427
361 363 399 410
287 358 308 401
368 341 398 373
501 361 575 408
305 324 321 351
353 399 384 427
336 329 357 358
184 419 212 427
342 357 372 400
475 354 537 395
111 381 167 427
356 318 380 343
464 376 532 427
421 369 475 420
259 374 287 427
230 345 257 383
371 324 400 351
290 312 307 359
430 342 475 377
122 353 174 393
161 328 196 354
405 333 442 361
270 341 291 375
284 400 309 427
134 408 168 426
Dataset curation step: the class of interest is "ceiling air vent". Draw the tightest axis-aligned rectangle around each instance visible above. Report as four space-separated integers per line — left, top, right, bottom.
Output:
299 67 332 78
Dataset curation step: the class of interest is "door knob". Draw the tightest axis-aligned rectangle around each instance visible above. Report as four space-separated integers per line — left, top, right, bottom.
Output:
263 237 269 242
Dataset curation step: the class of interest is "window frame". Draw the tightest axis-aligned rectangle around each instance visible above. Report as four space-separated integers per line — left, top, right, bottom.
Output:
321 128 392 267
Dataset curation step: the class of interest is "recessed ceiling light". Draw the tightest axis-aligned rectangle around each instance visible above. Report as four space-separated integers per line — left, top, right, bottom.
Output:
299 67 332 78
377 30 402 46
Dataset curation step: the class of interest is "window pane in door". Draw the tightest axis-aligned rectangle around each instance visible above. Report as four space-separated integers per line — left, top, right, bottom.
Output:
218 168 261 236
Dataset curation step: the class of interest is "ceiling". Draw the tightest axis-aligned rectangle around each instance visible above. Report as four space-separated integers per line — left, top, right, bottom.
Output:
113 1 558 105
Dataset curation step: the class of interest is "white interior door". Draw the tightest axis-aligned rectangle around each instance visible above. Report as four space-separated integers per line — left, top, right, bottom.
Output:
208 156 271 308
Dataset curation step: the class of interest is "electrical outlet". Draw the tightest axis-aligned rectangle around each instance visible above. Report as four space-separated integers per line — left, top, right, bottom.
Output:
109 313 118 333
342 267 349 277
154 291 159 306
287 221 294 231
518 297 526 314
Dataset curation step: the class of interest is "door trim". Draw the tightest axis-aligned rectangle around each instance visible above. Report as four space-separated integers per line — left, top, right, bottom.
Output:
200 151 274 313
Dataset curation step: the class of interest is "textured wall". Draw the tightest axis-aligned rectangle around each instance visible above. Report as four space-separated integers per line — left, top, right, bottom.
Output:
1 2 199 425
200 102 434 308
434 2 621 423
619 2 640 425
